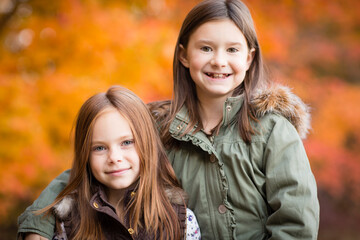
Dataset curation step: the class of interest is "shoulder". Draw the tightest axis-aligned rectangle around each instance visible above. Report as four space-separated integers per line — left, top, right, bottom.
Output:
256 113 300 142
251 84 311 139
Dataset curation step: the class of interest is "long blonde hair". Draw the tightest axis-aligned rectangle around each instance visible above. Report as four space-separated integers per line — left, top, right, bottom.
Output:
40 86 184 239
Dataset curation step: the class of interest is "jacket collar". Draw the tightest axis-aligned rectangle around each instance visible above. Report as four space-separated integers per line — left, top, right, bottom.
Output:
53 181 187 220
170 84 311 140
53 183 138 220
168 97 245 156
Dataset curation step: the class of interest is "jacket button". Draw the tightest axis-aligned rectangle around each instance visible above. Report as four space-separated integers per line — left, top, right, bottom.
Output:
209 154 216 163
131 191 136 197
218 204 227 214
128 228 134 235
226 105 232 111
93 202 99 208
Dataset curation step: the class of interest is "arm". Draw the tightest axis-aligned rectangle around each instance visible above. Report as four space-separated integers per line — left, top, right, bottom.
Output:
17 170 70 239
185 208 201 240
264 117 319 239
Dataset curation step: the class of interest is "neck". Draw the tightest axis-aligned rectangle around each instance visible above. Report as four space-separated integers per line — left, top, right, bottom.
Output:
104 180 139 221
197 94 227 134
106 188 126 207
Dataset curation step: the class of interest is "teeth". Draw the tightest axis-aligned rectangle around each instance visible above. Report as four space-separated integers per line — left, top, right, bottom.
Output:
208 73 228 78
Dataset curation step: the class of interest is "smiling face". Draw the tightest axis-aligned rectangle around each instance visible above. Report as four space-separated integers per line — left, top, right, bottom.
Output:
179 19 255 100
89 107 140 199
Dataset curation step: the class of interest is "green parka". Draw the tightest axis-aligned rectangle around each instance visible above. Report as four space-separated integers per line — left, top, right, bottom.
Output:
18 85 319 240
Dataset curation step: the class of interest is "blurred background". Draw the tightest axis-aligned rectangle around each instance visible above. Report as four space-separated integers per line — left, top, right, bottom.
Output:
0 0 359 239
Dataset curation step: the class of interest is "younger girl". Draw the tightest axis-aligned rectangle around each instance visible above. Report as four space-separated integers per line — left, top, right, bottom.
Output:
18 0 319 239
22 86 200 240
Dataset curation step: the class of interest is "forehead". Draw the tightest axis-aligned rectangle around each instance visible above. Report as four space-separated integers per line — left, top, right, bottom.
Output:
92 107 132 137
189 19 246 44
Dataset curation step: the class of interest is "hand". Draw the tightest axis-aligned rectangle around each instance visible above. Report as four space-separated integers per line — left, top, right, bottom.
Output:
24 233 49 240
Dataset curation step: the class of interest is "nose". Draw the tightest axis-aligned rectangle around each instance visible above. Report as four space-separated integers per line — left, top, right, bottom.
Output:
210 51 227 68
108 147 123 163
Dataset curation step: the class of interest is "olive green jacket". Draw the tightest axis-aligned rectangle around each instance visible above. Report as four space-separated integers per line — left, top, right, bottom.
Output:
18 85 319 239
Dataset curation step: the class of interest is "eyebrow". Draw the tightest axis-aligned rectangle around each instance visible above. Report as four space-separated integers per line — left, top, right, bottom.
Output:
196 39 244 46
91 134 134 143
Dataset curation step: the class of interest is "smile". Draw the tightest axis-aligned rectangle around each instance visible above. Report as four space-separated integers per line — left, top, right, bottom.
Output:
205 72 231 79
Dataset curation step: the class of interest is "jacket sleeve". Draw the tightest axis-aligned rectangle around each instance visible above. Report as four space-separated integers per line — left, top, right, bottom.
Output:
17 170 70 239
263 117 319 240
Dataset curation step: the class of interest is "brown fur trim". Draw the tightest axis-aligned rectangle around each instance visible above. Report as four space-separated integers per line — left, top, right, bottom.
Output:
147 100 171 125
164 188 189 205
251 84 311 139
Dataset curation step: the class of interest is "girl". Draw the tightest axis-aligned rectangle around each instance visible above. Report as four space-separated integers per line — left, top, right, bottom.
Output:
150 1 319 239
22 86 200 240
18 0 319 239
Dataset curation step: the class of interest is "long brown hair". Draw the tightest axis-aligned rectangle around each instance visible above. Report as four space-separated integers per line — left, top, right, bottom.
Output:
40 86 184 239
163 0 267 145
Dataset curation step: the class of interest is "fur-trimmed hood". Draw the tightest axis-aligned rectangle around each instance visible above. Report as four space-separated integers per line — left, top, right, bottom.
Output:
149 84 311 139
251 84 311 139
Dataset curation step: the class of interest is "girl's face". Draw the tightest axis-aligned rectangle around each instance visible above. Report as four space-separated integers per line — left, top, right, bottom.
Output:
90 107 140 199
179 19 255 100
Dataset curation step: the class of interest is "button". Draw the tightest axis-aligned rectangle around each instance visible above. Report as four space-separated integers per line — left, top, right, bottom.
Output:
131 191 136 197
128 228 134 235
218 204 227 214
93 202 99 208
226 105 232 111
176 124 182 130
209 154 216 163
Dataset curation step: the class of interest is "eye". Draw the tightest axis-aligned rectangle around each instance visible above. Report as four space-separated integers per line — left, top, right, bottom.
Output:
227 47 239 53
122 139 134 146
93 146 106 151
200 46 212 52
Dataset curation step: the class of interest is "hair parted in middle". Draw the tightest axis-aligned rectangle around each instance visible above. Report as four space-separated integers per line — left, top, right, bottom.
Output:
40 86 184 240
162 0 267 145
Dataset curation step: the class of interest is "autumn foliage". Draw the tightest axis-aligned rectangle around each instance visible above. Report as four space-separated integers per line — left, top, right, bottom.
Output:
0 0 359 239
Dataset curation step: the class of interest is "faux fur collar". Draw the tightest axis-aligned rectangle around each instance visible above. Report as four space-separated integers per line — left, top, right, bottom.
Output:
54 195 74 219
251 84 310 139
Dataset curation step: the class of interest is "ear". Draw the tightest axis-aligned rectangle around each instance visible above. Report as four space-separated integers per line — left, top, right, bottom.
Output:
178 44 189 68
246 48 256 70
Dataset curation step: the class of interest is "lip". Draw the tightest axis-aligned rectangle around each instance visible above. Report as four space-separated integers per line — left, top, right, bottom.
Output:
106 168 130 176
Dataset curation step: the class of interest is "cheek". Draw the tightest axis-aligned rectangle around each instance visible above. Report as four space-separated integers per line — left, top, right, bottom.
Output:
188 60 205 83
130 151 141 174
89 157 101 175
232 57 250 72
188 53 205 71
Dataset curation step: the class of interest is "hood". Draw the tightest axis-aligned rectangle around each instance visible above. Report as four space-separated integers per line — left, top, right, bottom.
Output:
148 84 311 139
250 84 310 139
